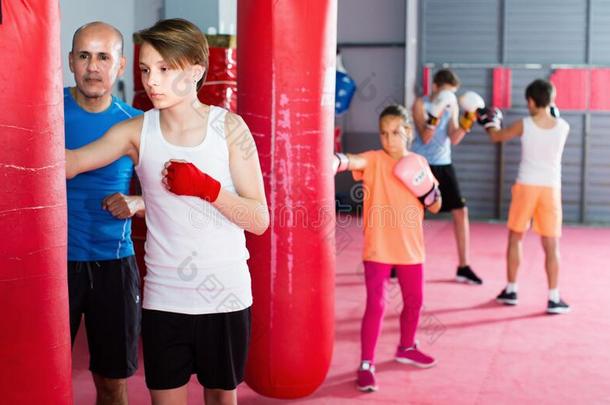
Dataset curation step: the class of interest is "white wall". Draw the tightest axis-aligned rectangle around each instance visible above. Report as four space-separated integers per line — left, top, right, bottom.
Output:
164 0 236 34
337 0 406 137
404 0 419 109
334 0 407 197
135 0 164 31
59 0 162 104
218 0 237 34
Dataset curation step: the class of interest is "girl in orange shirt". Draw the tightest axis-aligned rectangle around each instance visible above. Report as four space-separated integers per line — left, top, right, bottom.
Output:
334 105 441 392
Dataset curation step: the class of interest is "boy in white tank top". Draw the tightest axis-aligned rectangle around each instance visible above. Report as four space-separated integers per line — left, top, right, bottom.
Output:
66 19 270 405
481 79 570 315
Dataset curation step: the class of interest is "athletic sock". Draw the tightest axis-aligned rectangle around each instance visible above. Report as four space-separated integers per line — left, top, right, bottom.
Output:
506 282 518 294
549 288 560 303
360 360 373 370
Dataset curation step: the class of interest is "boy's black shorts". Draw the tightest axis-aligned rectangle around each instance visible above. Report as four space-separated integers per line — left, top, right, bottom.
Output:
430 164 467 212
142 307 251 390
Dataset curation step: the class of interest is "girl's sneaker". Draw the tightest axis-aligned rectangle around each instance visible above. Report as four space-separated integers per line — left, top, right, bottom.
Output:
356 362 378 392
395 342 437 368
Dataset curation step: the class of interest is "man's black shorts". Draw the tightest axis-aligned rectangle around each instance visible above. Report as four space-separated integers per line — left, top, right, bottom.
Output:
68 256 141 379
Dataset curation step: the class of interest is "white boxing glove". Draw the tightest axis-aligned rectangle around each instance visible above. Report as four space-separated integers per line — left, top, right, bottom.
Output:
459 91 485 131
333 153 349 174
426 90 457 129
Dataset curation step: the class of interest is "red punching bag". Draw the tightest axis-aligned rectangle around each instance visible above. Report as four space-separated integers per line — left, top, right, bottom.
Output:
0 1 72 404
199 44 238 112
237 0 337 398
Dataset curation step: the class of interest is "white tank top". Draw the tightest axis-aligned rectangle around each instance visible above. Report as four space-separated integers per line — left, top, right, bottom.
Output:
135 107 251 315
517 116 569 188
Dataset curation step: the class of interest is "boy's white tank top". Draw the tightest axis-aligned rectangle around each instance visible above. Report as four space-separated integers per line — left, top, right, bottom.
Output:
517 116 569 188
135 106 251 315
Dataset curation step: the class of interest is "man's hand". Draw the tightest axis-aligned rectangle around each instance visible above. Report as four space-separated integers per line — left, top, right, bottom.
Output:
102 193 145 219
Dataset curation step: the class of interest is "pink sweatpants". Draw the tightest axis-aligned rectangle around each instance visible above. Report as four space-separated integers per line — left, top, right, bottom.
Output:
361 261 423 363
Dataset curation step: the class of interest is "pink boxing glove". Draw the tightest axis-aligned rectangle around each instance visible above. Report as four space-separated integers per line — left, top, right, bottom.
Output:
393 154 440 207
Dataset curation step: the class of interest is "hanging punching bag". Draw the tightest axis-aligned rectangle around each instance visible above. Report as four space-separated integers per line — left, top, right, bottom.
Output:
237 0 337 399
0 1 72 404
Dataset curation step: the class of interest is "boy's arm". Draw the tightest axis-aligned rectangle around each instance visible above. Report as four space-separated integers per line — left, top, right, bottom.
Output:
160 113 270 236
412 98 435 144
447 104 467 145
213 113 270 235
486 119 523 143
66 116 142 179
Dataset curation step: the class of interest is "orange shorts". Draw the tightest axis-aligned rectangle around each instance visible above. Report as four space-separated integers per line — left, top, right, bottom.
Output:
507 183 562 237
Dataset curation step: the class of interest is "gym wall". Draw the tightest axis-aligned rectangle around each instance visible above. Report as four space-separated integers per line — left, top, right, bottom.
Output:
164 0 237 35
335 0 407 208
422 0 610 224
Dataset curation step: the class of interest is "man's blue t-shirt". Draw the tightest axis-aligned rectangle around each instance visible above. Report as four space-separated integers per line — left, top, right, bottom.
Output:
64 87 143 261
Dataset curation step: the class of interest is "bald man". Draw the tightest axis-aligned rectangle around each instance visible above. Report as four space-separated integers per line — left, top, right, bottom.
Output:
65 22 143 405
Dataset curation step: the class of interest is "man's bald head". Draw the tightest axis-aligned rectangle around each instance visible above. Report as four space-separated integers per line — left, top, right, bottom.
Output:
69 21 126 102
72 21 124 55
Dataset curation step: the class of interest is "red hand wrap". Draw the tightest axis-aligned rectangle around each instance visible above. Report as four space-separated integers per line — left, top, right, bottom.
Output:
166 161 221 202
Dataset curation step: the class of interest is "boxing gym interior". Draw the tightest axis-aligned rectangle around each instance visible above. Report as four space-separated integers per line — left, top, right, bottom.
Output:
1 0 610 404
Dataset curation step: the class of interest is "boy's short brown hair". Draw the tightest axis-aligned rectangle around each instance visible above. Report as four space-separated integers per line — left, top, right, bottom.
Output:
137 18 209 90
525 79 554 108
433 68 460 87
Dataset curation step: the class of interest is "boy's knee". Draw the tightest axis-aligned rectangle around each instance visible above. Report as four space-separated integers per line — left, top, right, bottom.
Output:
452 206 469 222
452 206 466 216
541 236 559 251
93 375 127 400
205 388 235 405
508 230 524 243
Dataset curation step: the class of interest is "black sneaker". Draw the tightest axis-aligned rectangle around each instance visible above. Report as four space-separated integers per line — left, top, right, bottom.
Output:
496 288 518 305
547 299 571 314
456 266 483 285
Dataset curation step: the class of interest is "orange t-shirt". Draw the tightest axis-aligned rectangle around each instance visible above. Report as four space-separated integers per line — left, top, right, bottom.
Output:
352 150 430 265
